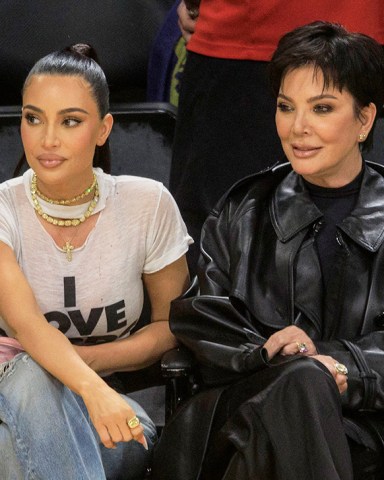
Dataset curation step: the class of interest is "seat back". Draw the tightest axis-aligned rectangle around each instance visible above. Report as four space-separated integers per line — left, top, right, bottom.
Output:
0 0 174 105
0 102 176 186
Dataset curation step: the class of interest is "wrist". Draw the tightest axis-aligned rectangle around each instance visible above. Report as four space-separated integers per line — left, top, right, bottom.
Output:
76 373 107 399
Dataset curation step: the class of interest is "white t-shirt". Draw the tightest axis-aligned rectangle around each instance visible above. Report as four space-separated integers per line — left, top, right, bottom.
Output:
0 169 193 344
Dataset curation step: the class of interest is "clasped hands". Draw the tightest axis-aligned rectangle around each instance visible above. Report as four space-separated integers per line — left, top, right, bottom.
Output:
263 325 348 394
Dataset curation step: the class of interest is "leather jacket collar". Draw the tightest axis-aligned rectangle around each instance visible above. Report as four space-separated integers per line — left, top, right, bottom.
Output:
271 164 384 252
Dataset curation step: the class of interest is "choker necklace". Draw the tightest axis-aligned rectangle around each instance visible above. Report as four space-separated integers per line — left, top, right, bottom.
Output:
32 173 97 205
31 176 99 227
30 175 99 261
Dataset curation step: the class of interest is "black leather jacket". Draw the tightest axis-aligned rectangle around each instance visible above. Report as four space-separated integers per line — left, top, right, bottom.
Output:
171 161 384 413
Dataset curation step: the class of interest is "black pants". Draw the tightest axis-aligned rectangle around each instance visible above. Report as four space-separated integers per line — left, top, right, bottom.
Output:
170 52 285 275
199 359 383 480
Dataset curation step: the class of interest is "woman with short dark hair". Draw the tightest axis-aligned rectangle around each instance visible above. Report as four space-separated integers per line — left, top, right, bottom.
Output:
154 21 384 480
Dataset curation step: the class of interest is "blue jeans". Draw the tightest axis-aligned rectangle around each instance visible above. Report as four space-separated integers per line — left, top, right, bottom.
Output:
0 353 157 479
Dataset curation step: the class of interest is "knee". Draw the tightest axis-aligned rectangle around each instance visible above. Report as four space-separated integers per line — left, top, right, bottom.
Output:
0 354 66 412
275 357 338 399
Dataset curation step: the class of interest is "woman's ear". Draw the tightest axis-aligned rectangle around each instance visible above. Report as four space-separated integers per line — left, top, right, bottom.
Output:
96 113 114 146
359 102 377 138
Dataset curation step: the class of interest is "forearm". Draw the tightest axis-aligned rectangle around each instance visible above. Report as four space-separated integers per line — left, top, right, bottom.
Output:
16 320 107 396
75 320 178 375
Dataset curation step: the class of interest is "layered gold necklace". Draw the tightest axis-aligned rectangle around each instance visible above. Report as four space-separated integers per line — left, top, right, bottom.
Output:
30 173 99 261
33 173 97 205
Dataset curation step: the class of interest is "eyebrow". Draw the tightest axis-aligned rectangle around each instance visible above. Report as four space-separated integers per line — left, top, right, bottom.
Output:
22 105 90 115
277 93 338 103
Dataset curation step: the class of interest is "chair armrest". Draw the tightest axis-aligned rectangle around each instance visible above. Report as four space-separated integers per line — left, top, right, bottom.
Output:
161 346 195 378
161 346 199 420
161 277 200 418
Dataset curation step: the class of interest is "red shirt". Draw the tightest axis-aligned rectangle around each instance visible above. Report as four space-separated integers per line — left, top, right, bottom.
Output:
188 0 384 60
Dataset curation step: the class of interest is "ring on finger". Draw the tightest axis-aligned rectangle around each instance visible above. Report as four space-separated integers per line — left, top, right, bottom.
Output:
334 362 348 376
296 342 308 354
127 416 141 429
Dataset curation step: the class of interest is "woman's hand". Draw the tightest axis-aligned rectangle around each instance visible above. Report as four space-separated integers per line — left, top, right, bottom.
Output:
80 381 147 450
263 325 318 359
313 354 349 394
178 0 198 43
263 326 348 395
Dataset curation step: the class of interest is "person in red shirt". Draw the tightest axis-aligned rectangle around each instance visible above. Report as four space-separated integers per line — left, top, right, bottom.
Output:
171 0 384 275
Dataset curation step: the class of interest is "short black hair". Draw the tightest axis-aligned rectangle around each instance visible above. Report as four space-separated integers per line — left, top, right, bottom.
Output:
269 21 384 151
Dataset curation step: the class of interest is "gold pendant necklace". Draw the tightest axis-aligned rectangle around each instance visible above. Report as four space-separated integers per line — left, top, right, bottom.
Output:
62 241 75 262
59 231 80 262
30 173 99 261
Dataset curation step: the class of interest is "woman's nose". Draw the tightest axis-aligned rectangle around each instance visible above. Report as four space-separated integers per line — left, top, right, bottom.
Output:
41 125 60 148
292 111 311 135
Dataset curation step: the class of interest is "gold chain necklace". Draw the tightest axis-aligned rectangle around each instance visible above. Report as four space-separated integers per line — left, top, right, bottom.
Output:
31 175 99 227
30 175 99 261
32 173 97 205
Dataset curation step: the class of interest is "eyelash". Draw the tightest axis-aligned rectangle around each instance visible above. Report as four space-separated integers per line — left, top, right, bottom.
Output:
63 117 82 127
23 113 82 127
24 113 40 125
277 102 293 113
276 103 333 114
313 105 333 114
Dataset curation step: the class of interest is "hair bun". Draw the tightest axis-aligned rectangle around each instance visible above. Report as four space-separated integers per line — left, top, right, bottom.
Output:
64 43 100 64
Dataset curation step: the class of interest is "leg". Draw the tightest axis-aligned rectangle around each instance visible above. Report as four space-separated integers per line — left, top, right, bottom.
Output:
73 394 157 480
0 354 158 480
348 438 384 480
202 358 354 480
0 353 106 479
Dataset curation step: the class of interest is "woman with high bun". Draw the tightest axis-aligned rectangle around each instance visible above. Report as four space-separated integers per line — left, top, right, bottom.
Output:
0 44 192 479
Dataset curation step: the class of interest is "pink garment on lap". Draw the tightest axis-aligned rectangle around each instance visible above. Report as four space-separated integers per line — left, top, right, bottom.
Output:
0 337 24 363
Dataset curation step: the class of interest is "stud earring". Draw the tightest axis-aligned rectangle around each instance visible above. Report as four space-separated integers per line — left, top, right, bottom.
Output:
359 133 367 141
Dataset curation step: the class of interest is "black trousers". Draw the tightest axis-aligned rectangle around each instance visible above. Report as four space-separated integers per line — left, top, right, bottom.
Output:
199 359 383 480
170 52 285 275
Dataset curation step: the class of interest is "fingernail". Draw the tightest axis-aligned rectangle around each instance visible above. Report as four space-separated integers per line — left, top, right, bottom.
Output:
141 436 148 450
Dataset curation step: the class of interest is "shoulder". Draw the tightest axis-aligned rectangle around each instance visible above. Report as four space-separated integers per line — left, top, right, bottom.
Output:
104 171 163 195
0 175 24 194
0 175 25 212
213 162 292 217
365 160 384 178
96 169 167 208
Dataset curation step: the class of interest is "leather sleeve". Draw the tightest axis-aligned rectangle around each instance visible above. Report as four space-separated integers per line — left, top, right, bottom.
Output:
315 334 384 412
170 294 270 385
170 202 271 384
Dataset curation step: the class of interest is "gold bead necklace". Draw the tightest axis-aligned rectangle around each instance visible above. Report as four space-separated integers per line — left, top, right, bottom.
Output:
30 175 99 227
32 173 97 205
30 174 99 261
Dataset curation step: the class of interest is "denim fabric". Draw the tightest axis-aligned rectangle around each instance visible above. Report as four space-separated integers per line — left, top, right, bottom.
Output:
0 353 156 479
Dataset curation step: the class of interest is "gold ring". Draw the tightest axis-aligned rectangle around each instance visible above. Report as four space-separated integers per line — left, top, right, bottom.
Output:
334 362 348 376
127 416 140 429
297 342 308 353
187 8 199 19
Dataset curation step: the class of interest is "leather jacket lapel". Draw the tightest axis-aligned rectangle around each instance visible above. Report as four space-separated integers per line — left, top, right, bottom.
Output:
270 171 322 242
340 165 384 252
